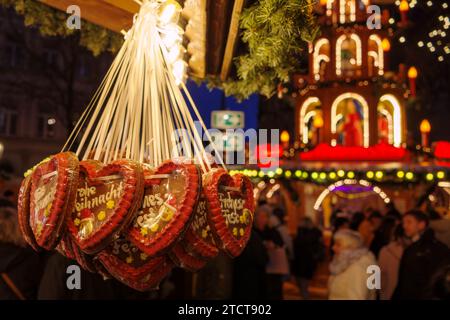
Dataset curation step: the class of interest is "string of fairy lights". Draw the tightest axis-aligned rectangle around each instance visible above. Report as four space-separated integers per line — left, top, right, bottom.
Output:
229 167 449 185
394 0 449 63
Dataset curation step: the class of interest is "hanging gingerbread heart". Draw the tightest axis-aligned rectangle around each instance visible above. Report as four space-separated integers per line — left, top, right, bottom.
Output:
17 175 40 251
98 238 174 291
29 152 79 250
169 242 207 272
181 193 219 259
71 238 98 273
203 169 255 257
56 233 76 261
127 160 201 257
67 159 144 254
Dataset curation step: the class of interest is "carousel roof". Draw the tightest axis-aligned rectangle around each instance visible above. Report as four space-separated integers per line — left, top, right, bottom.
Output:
40 0 245 80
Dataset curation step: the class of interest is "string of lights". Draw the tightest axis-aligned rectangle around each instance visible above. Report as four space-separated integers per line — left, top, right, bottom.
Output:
395 0 449 63
229 166 449 185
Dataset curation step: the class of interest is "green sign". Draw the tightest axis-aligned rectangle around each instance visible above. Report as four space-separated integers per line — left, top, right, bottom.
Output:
211 111 245 129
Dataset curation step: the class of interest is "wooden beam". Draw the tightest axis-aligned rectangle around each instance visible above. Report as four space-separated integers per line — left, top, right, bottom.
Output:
39 0 134 32
206 0 234 76
100 0 140 14
219 0 244 81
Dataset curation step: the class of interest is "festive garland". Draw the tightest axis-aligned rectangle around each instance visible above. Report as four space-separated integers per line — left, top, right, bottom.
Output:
212 0 319 100
0 0 123 56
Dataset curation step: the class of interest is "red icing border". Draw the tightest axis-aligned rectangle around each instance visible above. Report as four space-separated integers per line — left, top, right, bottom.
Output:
169 243 207 272
29 152 79 250
203 170 255 257
17 175 40 251
127 160 201 257
67 160 144 254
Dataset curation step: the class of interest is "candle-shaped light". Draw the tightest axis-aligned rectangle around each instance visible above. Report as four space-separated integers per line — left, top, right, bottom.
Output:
381 38 391 52
408 66 418 97
313 112 324 145
399 0 409 25
280 130 290 149
420 119 431 147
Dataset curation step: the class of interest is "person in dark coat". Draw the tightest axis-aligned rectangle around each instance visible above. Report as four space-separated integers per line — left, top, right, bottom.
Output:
233 205 269 299
0 207 46 300
292 217 323 299
393 210 450 300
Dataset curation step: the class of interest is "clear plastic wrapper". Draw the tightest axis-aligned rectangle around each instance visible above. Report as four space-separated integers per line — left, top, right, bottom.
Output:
127 160 201 257
98 238 174 291
181 192 220 259
29 152 79 250
67 159 144 254
17 175 40 251
169 242 207 272
202 169 255 257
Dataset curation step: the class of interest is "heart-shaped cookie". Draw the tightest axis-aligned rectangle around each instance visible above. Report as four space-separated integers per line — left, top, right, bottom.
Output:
98 238 174 291
181 193 219 259
203 169 254 257
169 242 207 272
56 233 76 261
127 160 201 257
29 152 79 250
17 175 40 251
67 159 144 254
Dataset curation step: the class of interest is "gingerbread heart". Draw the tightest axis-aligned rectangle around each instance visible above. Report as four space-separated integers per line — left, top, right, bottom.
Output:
29 152 79 250
203 169 255 257
181 193 219 259
170 242 207 272
56 233 76 261
67 159 144 254
127 160 201 257
17 175 40 251
98 238 174 291
71 240 98 273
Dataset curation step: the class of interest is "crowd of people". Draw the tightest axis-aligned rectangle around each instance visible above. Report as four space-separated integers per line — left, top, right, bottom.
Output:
327 204 450 300
1 186 450 300
233 201 324 300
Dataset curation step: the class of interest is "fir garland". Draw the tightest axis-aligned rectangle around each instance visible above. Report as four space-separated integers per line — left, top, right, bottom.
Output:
215 0 319 100
0 0 123 56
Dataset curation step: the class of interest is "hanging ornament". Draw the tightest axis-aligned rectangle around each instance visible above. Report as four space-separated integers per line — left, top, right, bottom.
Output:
29 152 79 250
127 160 201 257
17 0 254 290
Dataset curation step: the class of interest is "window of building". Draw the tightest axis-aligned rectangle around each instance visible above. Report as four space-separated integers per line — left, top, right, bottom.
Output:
1 43 24 68
44 49 59 68
37 105 57 139
0 106 18 136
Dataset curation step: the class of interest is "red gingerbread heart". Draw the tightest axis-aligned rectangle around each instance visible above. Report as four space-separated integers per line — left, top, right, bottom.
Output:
56 233 76 261
169 242 207 272
181 192 220 259
29 152 79 250
127 160 201 257
18 175 40 251
98 238 174 291
203 169 255 257
67 159 144 254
